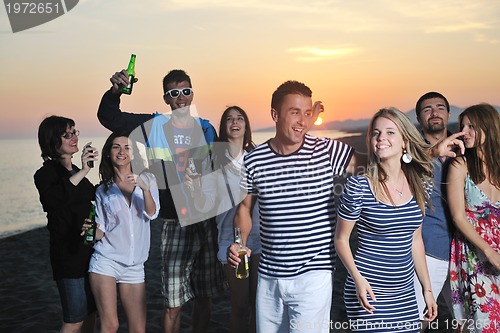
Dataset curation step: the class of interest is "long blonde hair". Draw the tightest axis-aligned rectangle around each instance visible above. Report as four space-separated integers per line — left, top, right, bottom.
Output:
366 108 434 214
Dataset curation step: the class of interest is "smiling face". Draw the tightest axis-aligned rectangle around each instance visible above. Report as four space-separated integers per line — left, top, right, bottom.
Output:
371 116 405 162
110 136 133 167
224 108 246 140
272 93 314 150
57 125 79 157
163 80 193 115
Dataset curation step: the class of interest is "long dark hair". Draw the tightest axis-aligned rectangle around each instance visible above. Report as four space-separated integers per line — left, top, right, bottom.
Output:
214 106 255 168
457 103 500 189
99 131 145 192
37 115 75 161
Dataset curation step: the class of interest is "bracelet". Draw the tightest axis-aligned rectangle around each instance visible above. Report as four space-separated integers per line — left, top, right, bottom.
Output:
424 289 432 293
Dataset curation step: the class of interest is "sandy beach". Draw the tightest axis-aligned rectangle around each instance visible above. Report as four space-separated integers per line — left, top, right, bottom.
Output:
0 133 453 333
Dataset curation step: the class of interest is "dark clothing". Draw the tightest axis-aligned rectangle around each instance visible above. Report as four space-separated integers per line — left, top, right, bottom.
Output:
34 160 95 280
97 89 217 220
97 90 158 134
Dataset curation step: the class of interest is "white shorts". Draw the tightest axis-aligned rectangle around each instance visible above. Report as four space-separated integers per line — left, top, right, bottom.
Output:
89 253 145 284
413 255 452 320
256 270 333 333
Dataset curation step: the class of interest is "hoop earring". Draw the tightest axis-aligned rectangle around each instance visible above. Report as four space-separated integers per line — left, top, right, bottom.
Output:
402 149 412 164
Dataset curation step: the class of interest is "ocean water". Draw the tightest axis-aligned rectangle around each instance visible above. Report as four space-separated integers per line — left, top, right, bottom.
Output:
0 136 106 238
0 129 356 238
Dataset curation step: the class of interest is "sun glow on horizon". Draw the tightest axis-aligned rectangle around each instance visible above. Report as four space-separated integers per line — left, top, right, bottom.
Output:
314 117 323 126
1 1 499 139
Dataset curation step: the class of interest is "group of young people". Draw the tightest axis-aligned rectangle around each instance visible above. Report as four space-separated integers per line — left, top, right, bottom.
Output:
34 66 499 333
34 118 161 333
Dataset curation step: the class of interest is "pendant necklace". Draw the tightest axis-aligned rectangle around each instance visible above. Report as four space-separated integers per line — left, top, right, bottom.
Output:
390 172 405 198
394 184 404 198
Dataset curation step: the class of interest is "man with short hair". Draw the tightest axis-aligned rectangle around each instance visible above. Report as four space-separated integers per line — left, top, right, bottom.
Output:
413 91 455 332
97 69 224 333
228 84 465 333
229 80 365 333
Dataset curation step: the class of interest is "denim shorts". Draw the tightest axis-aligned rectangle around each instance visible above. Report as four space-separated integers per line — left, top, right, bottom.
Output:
89 252 145 284
56 277 96 323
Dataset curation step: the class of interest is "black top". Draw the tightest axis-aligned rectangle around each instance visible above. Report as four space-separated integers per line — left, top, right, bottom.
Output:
34 160 95 280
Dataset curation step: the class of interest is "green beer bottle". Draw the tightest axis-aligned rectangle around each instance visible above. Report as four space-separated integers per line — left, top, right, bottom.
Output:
83 203 97 246
121 54 136 95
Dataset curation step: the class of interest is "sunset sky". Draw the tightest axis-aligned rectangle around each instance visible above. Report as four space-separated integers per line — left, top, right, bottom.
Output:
1 0 499 139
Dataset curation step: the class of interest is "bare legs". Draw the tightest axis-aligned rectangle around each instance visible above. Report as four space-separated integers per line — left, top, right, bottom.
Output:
162 297 213 333
120 283 147 333
162 306 181 333
90 272 146 333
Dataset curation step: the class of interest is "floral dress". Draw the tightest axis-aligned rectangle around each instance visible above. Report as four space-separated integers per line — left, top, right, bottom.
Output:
450 175 500 333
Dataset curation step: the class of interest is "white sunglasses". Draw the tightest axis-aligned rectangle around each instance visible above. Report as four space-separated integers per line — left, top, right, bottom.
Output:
164 88 193 98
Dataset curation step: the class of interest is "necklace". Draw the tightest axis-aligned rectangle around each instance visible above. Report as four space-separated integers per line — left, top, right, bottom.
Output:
388 172 405 199
394 185 404 198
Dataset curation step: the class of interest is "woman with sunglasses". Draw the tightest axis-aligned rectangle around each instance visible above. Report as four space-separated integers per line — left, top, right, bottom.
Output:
34 115 99 333
186 106 261 333
85 131 159 333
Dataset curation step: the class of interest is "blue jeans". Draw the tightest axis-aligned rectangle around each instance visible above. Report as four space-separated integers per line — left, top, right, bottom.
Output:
56 277 96 323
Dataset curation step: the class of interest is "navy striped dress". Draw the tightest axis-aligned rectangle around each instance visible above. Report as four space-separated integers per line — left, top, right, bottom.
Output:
338 176 422 332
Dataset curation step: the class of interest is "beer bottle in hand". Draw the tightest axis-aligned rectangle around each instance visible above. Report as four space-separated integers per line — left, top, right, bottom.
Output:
121 54 136 95
83 203 97 246
234 227 249 279
186 157 200 195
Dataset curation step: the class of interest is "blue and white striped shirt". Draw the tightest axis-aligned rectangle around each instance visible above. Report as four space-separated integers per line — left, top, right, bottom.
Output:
242 134 353 278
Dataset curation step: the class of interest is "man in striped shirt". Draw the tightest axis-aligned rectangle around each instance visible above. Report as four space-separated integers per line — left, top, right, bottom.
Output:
227 81 465 333
229 80 365 333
